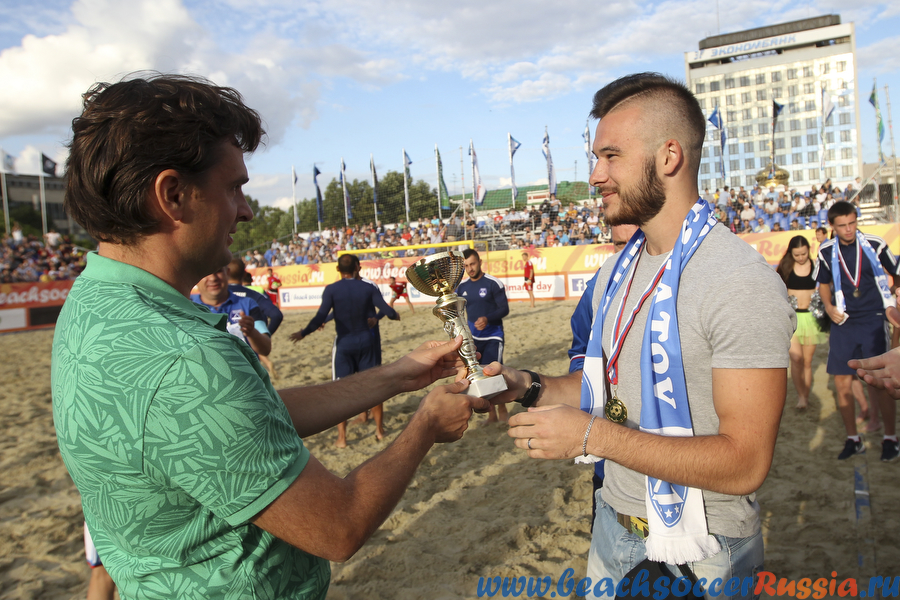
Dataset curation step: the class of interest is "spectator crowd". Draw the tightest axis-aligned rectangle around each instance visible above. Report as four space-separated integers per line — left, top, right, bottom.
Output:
1 223 86 283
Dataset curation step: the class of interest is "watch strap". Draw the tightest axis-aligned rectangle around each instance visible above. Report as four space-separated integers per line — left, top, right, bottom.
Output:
518 369 542 407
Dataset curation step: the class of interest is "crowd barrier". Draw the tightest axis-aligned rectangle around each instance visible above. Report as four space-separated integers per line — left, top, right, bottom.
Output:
251 224 900 310
4 225 898 332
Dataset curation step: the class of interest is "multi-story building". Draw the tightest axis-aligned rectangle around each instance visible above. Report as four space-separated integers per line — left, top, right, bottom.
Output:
685 15 861 192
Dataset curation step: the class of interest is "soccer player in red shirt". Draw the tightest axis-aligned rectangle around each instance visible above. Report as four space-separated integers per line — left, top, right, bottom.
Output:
388 276 415 313
265 267 282 305
522 252 535 308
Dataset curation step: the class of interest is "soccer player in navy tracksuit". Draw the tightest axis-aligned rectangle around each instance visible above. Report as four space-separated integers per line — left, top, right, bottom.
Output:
291 254 398 447
456 249 509 423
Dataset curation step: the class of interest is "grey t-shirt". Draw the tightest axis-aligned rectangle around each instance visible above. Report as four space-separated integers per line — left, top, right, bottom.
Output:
589 224 795 538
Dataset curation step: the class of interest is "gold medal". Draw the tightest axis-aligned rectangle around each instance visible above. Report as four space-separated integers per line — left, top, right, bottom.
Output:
605 394 627 423
853 289 861 298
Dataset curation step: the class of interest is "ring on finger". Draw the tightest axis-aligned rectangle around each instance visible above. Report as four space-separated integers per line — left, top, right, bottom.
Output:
527 438 533 450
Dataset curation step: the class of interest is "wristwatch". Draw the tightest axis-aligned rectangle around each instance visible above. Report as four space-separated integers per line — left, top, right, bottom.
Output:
518 370 542 407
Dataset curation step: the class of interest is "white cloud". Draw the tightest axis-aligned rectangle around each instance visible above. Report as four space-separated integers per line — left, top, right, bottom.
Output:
271 196 295 211
858 35 900 74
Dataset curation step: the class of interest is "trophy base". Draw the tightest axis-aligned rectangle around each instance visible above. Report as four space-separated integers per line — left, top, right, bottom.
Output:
467 374 508 399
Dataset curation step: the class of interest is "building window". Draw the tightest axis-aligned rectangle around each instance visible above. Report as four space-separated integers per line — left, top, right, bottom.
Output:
775 154 785 165
789 119 800 131
820 63 830 75
730 159 740 171
807 134 817 146
727 110 737 122
741 92 751 103
824 149 835 161
839 95 849 107
725 78 735 89
791 135 803 147
744 142 755 153
726 95 735 106
792 152 803 165
727 126 737 138
700 163 710 174
729 143 739 154
808 151 818 163
772 88 783 99
787 68 798 80
774 122 785 133
742 108 752 119
757 89 767 101
840 130 852 143
805 118 817 129
756 74 766 85
760 140 771 151
789 102 800 114
713 146 721 157
702 147 709 158
839 113 851 125
746 175 756 186
696 82 706 94
805 100 816 112
708 130 718 141
807 169 818 180
759 106 768 118
774 138 785 150
842 165 854 177
771 71 782 83
759 124 769 135
743 125 753 137
793 170 805 182
788 85 799 97
744 158 755 169
739 76 750 87
710 80 721 92
826 132 835 144
838 78 848 90
803 83 815 94
803 66 813 78
824 166 836 178
837 61 846 73
841 148 853 160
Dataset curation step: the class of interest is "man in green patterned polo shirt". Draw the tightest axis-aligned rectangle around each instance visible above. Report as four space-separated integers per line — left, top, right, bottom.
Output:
52 74 486 599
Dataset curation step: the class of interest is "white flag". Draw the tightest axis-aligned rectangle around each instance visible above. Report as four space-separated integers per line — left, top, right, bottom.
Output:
469 140 486 206
542 128 556 195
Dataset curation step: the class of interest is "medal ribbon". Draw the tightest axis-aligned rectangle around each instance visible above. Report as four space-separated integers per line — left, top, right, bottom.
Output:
606 247 669 387
836 240 861 291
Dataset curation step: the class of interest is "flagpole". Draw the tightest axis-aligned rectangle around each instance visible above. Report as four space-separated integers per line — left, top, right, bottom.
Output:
872 79 885 164
460 147 467 240
341 158 349 228
291 165 297 237
885 85 898 215
434 145 442 221
770 104 776 179
1 170 9 237
508 133 515 209
469 140 477 224
402 148 410 225
39 173 47 237
370 154 379 225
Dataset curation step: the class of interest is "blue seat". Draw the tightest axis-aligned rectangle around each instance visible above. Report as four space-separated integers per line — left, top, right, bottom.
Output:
818 209 828 225
797 216 806 229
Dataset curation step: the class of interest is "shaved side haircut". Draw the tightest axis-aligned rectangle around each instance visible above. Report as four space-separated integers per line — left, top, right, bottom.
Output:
589 72 706 175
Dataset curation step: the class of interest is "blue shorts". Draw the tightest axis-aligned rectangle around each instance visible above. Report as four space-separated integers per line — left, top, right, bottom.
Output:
332 331 378 380
827 314 889 376
474 338 504 365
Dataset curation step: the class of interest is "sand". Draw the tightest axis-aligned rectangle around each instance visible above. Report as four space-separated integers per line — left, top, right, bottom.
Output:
1 301 899 600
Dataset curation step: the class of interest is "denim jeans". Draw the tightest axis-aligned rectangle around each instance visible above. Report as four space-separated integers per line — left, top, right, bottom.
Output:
585 494 763 599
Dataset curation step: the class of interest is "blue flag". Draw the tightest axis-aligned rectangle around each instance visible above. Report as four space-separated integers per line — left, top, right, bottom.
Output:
436 147 450 211
312 165 323 223
370 155 379 212
708 106 722 129
708 107 726 180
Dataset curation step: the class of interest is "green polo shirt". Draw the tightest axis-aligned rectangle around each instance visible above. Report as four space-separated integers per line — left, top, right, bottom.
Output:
52 253 329 599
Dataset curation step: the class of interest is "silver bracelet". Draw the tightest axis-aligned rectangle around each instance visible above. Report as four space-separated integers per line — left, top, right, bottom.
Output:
582 415 597 457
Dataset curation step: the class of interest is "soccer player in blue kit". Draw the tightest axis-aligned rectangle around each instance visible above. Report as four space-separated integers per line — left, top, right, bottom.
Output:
456 249 510 423
291 253 399 446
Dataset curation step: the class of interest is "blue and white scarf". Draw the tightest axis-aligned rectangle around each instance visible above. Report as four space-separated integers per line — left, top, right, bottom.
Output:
579 199 721 565
830 230 893 314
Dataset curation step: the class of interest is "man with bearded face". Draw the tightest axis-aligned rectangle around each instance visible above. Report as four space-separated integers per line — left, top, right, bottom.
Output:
481 73 795 596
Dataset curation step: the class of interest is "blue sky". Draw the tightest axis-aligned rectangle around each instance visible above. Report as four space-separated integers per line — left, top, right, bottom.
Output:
0 0 898 210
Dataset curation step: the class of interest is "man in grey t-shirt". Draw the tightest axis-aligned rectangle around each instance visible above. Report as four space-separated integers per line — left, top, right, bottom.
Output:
484 73 795 596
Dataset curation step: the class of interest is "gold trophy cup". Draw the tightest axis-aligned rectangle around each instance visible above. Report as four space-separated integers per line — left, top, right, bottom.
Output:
405 251 508 398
